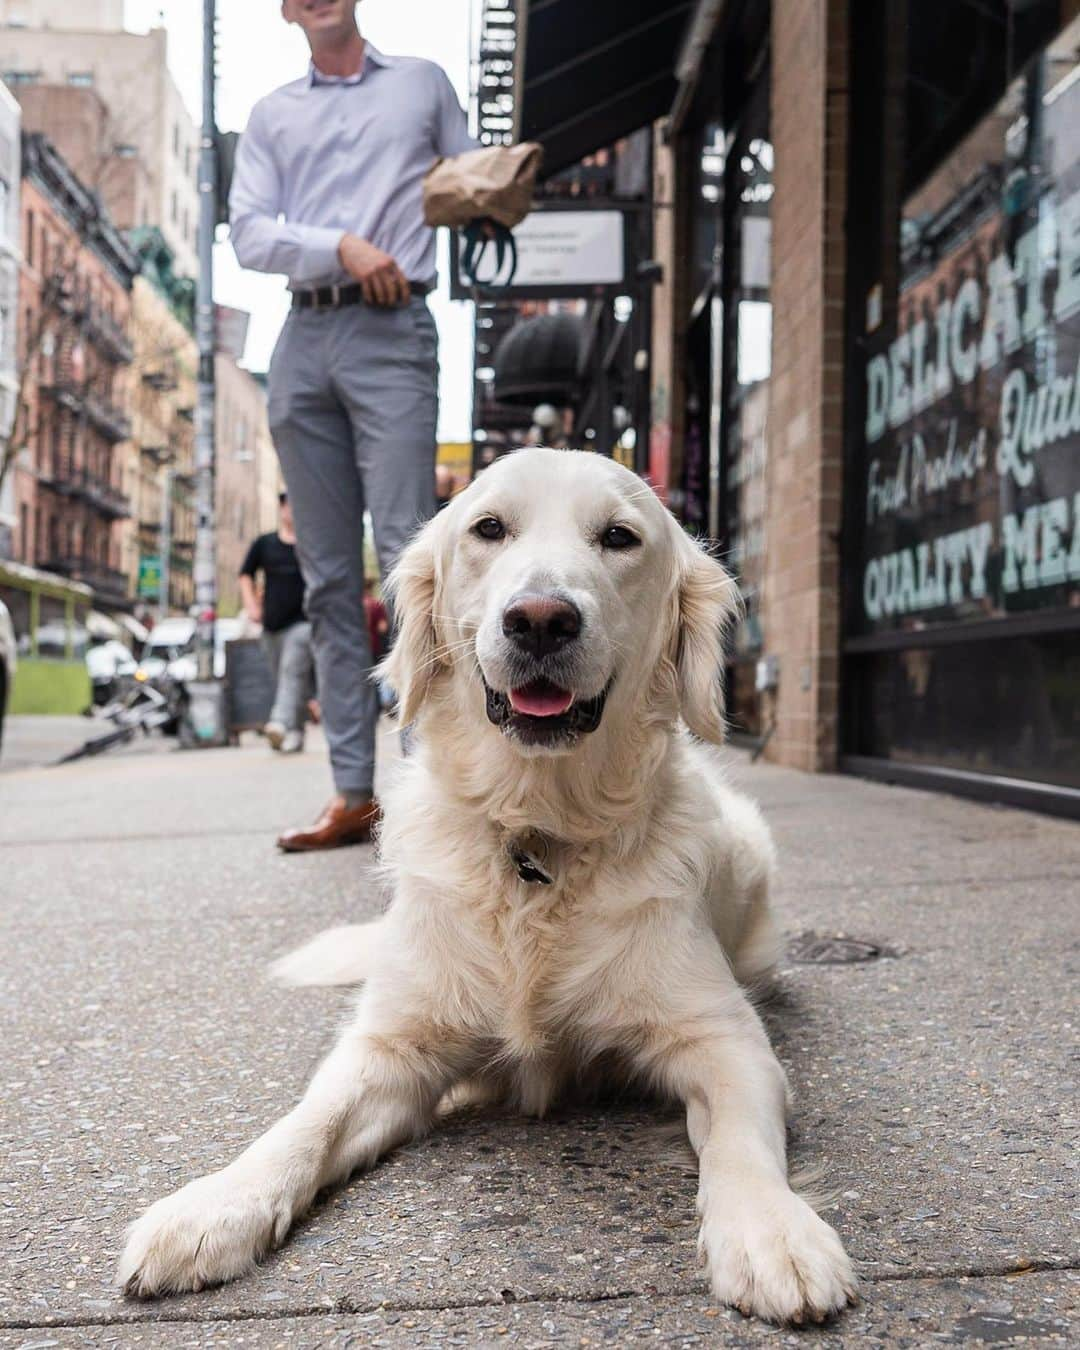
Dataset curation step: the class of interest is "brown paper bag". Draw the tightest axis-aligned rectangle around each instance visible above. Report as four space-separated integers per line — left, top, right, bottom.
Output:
423 142 544 229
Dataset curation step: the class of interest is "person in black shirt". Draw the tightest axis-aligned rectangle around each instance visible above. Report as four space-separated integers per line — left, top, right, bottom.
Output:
240 493 314 752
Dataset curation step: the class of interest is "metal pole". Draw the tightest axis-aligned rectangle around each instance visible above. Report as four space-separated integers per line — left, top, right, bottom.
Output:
707 244 723 542
193 0 218 678
159 464 172 619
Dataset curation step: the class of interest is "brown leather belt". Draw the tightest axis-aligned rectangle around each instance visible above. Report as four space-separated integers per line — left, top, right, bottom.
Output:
291 280 433 311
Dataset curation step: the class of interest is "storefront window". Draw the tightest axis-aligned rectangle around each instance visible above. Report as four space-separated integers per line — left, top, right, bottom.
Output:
856 18 1080 636
846 1 1080 792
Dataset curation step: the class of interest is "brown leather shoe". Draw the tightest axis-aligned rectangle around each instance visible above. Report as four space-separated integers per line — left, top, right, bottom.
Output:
276 795 381 853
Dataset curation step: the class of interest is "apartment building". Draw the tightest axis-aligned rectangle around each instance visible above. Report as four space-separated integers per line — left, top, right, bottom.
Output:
0 10 198 277
0 79 19 559
14 132 138 609
215 312 277 618
124 228 197 616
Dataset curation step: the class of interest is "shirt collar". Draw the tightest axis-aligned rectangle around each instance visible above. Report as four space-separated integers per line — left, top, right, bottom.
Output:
307 40 390 88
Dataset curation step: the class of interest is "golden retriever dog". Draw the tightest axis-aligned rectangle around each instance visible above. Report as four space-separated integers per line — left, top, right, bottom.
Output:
119 448 856 1323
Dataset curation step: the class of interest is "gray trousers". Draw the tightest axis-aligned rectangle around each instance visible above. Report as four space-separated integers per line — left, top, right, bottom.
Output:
267 298 438 794
263 620 314 732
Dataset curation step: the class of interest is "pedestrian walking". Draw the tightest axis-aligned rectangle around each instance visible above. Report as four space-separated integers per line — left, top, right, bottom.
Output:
239 493 314 755
229 0 475 851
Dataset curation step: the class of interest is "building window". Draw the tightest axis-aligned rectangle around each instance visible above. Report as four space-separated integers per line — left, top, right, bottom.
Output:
0 179 7 241
845 0 1080 792
24 209 33 269
173 123 181 157
115 143 138 159
3 69 40 86
67 72 94 88
19 504 28 562
170 190 178 224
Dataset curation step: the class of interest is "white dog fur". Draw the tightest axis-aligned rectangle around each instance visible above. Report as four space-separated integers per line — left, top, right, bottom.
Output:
118 448 857 1323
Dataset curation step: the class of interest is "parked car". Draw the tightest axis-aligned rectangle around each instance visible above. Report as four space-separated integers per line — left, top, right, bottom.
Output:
0 597 16 753
136 616 197 679
137 616 237 683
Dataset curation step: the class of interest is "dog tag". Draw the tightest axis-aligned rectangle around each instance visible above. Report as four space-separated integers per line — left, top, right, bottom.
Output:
509 844 553 886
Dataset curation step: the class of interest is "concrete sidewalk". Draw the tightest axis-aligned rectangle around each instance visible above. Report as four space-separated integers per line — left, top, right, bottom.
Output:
0 726 1076 1346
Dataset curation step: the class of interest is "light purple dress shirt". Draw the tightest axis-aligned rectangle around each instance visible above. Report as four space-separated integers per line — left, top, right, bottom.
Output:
229 43 475 289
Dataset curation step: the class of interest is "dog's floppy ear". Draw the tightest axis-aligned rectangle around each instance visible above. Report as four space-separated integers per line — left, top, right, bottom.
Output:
379 518 443 725
672 534 740 744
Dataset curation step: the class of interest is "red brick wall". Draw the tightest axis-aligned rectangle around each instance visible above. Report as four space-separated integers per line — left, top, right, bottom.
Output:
15 176 132 575
762 0 848 770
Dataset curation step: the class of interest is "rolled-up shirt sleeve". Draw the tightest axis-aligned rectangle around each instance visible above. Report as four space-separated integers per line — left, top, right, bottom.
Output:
433 67 477 158
229 99 345 284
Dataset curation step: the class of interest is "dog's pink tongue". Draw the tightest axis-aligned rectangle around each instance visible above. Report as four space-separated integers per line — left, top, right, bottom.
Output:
509 681 574 717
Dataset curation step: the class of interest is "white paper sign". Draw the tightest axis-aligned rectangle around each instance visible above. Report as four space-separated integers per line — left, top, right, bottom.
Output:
501 211 625 288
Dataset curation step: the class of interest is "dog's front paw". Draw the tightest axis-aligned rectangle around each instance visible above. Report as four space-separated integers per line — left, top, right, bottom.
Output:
118 1169 289 1298
701 1189 857 1324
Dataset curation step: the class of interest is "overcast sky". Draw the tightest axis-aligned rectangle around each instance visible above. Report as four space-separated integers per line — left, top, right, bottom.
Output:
123 0 475 441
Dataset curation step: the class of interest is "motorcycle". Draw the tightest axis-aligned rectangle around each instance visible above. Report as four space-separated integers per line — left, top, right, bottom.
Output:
60 666 187 763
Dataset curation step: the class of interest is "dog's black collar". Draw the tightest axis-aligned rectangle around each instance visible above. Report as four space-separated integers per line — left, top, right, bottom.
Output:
508 840 554 885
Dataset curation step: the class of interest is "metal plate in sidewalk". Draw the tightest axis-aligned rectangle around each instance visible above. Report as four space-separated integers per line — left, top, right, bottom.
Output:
787 931 899 965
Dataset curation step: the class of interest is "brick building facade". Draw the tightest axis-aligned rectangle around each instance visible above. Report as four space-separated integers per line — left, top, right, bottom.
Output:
12 133 137 608
0 14 199 277
653 0 1080 812
214 347 278 619
123 236 197 616
503 0 1080 814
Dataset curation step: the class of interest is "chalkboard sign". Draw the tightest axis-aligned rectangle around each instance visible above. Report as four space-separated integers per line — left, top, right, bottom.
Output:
224 639 275 733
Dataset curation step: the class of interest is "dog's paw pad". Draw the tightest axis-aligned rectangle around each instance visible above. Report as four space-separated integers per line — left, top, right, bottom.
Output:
702 1191 857 1325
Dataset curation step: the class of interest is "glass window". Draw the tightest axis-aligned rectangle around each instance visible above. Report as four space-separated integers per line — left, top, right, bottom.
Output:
845 0 1080 790
67 72 93 88
852 9 1080 640
851 631 1080 790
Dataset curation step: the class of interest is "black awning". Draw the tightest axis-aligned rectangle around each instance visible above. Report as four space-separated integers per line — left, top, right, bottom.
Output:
493 314 586 406
519 0 696 178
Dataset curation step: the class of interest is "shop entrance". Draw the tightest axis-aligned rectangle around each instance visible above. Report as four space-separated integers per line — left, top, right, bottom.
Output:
683 28 772 740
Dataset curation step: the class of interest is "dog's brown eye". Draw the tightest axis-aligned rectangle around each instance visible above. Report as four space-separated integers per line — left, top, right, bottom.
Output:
601 525 640 550
473 516 506 541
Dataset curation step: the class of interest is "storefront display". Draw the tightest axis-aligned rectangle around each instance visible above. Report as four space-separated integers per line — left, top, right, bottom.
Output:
845 1 1080 798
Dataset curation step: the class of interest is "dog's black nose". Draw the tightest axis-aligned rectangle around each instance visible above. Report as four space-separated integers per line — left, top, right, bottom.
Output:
503 593 582 658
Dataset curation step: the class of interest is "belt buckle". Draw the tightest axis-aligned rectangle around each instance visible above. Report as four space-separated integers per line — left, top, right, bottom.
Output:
328 283 341 308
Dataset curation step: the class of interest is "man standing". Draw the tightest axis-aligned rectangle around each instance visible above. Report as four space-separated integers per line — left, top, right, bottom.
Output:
230 1 474 851
239 492 313 754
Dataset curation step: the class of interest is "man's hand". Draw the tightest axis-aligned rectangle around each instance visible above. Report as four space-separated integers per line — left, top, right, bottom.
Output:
245 602 263 626
338 234 410 306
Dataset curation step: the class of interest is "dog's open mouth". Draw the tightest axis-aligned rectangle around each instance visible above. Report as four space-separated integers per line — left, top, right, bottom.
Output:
484 676 610 746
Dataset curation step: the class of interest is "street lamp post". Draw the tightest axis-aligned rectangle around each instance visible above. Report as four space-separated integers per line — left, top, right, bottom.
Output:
193 0 218 679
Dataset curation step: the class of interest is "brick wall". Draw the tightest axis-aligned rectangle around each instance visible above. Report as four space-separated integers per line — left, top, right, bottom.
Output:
762 0 849 770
